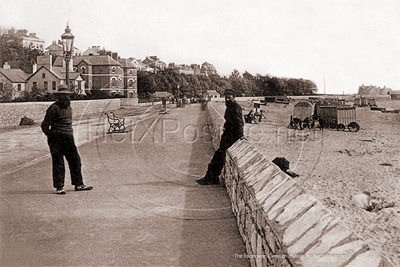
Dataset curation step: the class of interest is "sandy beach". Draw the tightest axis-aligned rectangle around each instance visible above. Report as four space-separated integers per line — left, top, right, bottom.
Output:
213 97 400 266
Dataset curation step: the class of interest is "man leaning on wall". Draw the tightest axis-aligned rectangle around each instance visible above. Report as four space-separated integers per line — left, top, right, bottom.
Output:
196 88 244 185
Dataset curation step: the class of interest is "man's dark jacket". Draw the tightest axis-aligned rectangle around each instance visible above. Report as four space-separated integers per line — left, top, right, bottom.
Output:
41 102 73 136
220 101 244 148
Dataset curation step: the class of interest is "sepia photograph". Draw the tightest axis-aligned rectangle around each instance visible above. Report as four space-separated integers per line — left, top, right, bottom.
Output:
1 0 399 266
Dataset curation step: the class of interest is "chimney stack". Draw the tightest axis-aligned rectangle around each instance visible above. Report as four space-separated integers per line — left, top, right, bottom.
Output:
37 55 53 71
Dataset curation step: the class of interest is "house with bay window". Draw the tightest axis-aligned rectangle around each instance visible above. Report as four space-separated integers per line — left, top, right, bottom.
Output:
53 55 135 97
118 58 137 98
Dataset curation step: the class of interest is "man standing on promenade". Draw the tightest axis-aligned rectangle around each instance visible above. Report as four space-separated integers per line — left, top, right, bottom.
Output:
41 85 93 194
196 88 244 185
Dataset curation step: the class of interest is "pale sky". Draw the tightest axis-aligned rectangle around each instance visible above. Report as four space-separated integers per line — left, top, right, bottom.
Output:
1 0 399 94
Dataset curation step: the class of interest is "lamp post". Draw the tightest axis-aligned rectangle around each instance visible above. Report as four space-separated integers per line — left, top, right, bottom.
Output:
61 24 75 92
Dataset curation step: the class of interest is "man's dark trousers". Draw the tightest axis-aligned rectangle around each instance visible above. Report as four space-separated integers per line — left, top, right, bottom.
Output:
206 132 239 179
47 133 83 188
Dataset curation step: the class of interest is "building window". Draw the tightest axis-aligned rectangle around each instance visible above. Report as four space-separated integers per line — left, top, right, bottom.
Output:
0 82 3 91
44 81 48 91
52 81 56 90
128 79 134 88
18 84 21 91
42 73 46 78
111 78 117 87
33 82 37 88
81 66 86 74
111 67 116 73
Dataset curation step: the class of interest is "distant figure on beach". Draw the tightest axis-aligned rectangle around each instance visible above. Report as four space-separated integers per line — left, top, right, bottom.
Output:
196 88 244 185
41 86 93 195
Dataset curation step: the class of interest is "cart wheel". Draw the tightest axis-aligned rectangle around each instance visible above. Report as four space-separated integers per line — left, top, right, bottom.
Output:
348 122 360 132
337 124 345 131
108 126 114 133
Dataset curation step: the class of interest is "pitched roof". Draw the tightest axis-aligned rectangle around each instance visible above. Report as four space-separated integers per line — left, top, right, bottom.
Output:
53 55 122 67
0 68 28 83
46 43 62 50
50 67 82 80
82 47 100 55
26 66 82 81
206 90 220 96
79 58 93 66
26 66 60 80
75 56 121 66
118 58 135 68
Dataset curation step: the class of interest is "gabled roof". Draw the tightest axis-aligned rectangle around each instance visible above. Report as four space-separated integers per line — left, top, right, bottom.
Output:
49 67 82 80
82 47 100 55
0 68 28 83
26 66 82 81
129 57 141 64
118 58 135 68
46 43 62 50
78 58 93 66
26 65 60 80
206 90 220 95
53 55 122 67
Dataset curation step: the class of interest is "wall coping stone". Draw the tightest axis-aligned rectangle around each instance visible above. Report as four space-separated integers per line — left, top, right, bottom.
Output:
0 99 120 127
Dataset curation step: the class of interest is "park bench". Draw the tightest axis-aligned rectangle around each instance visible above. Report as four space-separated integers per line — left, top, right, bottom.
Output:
105 112 125 133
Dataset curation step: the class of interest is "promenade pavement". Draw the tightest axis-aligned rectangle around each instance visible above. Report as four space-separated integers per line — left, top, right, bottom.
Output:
0 103 249 266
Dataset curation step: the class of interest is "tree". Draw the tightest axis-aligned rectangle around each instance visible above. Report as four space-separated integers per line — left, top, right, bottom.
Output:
0 80 14 102
136 66 317 99
0 30 44 74
200 62 217 76
30 84 46 100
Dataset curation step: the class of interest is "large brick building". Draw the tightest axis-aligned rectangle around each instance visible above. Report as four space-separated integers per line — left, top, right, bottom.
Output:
52 55 137 98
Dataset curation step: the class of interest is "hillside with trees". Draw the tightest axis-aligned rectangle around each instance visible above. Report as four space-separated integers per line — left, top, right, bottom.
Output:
0 26 317 100
138 68 317 98
0 27 44 74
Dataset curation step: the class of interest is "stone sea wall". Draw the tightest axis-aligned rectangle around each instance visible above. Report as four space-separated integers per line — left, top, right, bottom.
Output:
0 99 120 127
120 98 139 106
206 102 392 267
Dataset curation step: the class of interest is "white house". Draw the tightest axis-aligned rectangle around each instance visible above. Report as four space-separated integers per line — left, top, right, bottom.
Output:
0 62 28 100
